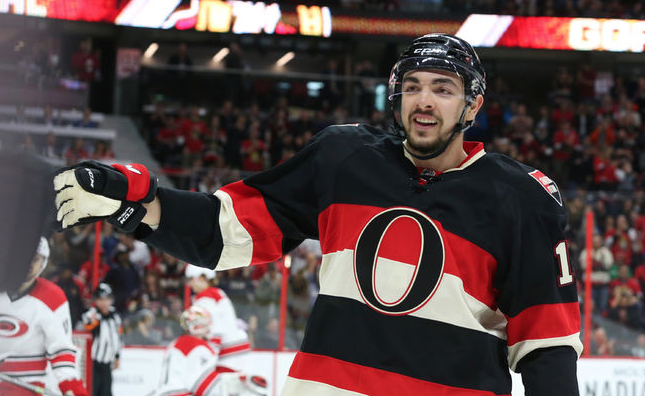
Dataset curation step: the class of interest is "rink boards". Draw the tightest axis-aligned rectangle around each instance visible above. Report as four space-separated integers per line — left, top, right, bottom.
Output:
110 348 645 396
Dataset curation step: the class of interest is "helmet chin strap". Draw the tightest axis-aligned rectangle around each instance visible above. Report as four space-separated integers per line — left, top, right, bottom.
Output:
402 102 472 161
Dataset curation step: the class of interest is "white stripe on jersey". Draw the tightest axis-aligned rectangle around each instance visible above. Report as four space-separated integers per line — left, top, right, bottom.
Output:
214 190 253 270
507 333 583 371
318 249 508 339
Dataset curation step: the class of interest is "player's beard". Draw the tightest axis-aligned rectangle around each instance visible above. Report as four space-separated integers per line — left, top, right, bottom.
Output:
404 113 452 156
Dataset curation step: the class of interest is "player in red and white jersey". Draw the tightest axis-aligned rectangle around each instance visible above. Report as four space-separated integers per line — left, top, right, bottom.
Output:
153 305 266 396
0 237 87 396
185 264 251 371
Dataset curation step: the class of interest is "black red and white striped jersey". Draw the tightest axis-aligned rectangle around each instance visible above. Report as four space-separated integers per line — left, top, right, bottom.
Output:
143 124 582 396
0 278 84 393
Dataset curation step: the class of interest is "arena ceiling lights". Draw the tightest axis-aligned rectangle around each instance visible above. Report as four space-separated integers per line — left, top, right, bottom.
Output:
456 14 645 53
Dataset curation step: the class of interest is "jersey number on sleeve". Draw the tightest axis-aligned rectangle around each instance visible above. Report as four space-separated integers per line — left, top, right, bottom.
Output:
555 241 573 286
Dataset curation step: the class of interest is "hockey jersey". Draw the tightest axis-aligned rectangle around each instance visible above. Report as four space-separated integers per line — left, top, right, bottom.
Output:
154 334 259 396
142 124 583 396
193 287 251 364
0 277 86 395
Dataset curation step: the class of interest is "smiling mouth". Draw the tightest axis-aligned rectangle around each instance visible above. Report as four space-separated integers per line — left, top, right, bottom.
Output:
412 115 438 128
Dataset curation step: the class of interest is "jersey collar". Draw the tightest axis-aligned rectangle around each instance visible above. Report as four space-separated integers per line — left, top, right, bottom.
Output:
404 141 486 174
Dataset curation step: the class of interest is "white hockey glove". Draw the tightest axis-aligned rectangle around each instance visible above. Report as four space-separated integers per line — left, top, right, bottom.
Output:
54 161 157 232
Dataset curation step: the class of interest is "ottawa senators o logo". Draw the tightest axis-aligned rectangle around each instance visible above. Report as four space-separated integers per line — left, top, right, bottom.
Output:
353 207 445 316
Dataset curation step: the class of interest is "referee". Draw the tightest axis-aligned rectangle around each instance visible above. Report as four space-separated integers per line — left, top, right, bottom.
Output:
82 283 122 396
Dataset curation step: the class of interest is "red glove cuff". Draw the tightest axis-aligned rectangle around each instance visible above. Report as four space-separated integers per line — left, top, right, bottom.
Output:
111 163 153 202
59 379 88 396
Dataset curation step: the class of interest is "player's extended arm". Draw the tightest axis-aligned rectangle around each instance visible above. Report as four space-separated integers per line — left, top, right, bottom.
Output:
517 346 579 396
54 161 224 268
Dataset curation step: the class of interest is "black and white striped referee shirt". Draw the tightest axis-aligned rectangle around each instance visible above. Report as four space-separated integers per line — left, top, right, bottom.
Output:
82 306 122 364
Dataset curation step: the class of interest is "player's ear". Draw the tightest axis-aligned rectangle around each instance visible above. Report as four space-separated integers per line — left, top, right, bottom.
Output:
465 94 484 122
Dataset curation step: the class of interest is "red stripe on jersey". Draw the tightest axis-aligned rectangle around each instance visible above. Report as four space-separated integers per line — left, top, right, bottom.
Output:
173 335 214 356
506 302 580 346
50 353 75 365
318 204 499 308
30 278 67 311
220 181 284 265
196 287 226 302
0 359 47 372
220 342 251 357
194 366 235 396
289 352 507 396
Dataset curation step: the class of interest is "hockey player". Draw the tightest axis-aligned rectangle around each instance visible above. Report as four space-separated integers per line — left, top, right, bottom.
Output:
55 34 582 395
154 305 266 396
184 264 251 371
0 237 88 396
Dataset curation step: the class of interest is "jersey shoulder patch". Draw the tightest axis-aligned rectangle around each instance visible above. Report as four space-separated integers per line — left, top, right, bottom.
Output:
527 169 562 206
174 335 213 356
30 278 67 311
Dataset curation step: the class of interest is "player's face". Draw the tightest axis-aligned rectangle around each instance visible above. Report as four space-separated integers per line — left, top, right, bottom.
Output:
399 69 466 156
187 276 207 293
19 254 45 292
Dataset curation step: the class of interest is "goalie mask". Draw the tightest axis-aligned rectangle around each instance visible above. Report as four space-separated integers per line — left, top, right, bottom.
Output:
387 33 486 159
180 305 212 337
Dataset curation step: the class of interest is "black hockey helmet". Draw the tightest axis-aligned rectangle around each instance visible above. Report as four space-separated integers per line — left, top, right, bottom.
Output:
94 282 113 299
388 33 486 147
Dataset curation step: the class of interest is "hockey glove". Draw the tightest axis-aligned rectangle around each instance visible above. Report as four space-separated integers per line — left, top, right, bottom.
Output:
54 161 157 232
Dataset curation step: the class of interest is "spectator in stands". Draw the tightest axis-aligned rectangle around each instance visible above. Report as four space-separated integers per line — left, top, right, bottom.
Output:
73 107 98 128
606 214 634 267
167 42 193 103
42 105 62 127
77 250 110 300
552 120 581 185
64 138 90 165
592 146 619 190
125 308 160 345
91 140 114 161
224 114 247 168
181 126 205 168
71 39 100 82
146 102 170 144
54 264 85 328
506 103 534 144
573 103 596 138
631 334 645 357
117 233 151 276
11 105 28 124
254 263 282 322
240 121 267 172
579 234 614 313
608 264 643 328
590 116 616 149
153 252 186 297
590 326 615 355
552 99 575 127
41 132 60 159
104 246 141 312
576 63 597 102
